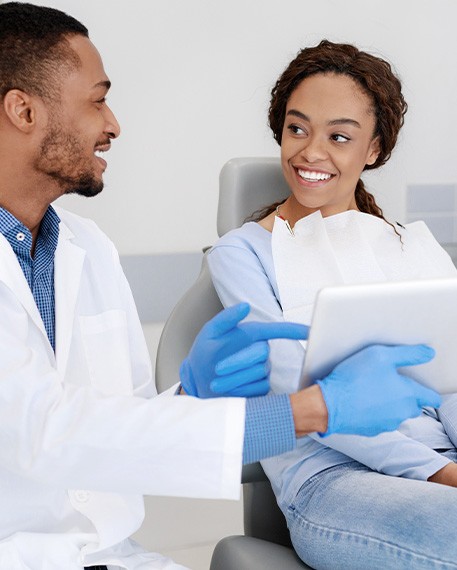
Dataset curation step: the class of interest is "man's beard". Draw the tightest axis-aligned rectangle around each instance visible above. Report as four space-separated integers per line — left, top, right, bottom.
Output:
34 124 104 198
63 173 104 198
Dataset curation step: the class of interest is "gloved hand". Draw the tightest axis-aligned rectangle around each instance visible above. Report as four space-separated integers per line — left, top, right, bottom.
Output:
180 302 308 398
317 344 441 437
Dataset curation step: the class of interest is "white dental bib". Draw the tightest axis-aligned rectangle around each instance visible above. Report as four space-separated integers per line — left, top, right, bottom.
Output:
271 209 457 332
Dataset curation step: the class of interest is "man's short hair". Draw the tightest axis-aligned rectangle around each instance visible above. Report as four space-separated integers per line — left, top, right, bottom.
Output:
0 2 89 102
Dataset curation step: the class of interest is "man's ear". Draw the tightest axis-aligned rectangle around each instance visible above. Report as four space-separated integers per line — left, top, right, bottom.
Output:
2 89 40 133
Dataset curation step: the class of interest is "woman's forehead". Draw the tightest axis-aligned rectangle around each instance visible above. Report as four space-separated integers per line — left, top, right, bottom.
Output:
287 73 375 121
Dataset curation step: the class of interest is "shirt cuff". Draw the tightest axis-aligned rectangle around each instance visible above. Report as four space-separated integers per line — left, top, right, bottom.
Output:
243 393 296 464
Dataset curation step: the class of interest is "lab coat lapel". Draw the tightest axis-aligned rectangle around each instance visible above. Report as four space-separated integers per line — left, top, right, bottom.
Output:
0 234 49 340
54 221 86 378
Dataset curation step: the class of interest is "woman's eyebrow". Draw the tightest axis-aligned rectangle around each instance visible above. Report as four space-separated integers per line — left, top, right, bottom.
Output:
286 109 361 129
286 109 310 122
328 118 361 128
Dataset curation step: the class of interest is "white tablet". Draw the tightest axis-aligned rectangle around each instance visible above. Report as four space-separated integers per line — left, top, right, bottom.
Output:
301 278 457 394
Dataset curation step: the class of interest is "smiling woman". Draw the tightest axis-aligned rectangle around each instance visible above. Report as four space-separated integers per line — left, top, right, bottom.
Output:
207 39 457 569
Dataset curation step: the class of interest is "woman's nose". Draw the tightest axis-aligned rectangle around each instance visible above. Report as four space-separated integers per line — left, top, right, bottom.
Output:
298 135 327 162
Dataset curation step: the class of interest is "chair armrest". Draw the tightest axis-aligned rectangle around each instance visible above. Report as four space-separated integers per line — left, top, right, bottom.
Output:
241 462 268 483
210 536 313 570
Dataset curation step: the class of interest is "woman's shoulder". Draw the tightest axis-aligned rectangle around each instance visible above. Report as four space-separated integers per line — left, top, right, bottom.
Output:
356 212 420 242
396 218 444 247
211 221 272 251
402 220 457 274
402 219 436 240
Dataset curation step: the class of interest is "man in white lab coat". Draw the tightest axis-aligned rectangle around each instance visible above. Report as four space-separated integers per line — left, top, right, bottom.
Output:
0 3 442 569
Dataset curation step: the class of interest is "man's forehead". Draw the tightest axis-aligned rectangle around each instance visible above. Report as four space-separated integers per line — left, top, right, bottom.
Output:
66 34 110 88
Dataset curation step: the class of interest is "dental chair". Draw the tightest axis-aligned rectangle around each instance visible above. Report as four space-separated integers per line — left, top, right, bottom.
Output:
155 157 311 570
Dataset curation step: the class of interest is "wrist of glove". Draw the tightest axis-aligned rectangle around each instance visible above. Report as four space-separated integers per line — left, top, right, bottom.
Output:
179 358 198 397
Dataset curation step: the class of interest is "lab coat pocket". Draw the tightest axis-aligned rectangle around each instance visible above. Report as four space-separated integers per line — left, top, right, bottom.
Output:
79 310 133 395
0 541 27 570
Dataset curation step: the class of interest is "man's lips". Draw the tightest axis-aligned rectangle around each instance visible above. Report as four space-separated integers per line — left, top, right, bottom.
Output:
94 143 111 170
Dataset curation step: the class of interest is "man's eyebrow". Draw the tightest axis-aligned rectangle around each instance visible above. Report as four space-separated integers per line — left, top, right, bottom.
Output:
286 109 361 129
93 80 111 91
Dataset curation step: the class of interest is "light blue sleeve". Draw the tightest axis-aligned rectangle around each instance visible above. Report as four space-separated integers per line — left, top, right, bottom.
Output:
208 226 451 481
438 394 457 448
307 431 449 479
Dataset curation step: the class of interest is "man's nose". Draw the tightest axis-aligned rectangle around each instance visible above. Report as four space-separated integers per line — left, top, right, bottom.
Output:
104 104 121 139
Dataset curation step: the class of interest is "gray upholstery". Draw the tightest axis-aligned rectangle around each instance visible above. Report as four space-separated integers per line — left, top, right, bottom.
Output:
210 536 306 570
218 157 290 237
155 158 312 569
155 254 220 394
243 471 292 548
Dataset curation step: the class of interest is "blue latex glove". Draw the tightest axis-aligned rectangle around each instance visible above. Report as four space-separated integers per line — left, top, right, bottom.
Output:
180 302 309 398
318 344 441 437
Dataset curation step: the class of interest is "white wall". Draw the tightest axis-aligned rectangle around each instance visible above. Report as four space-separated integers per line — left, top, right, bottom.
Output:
23 0 457 255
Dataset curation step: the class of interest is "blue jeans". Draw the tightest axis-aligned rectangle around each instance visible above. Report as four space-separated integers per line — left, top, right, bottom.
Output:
285 451 457 569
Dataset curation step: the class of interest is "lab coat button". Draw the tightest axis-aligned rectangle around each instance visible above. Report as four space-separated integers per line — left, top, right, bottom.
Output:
16 232 25 242
74 490 90 503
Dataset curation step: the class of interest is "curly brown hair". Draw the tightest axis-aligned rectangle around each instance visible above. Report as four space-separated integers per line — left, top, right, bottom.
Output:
250 40 407 223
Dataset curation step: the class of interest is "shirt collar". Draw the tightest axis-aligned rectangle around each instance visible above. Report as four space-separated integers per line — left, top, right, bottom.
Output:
0 205 61 252
0 207 24 236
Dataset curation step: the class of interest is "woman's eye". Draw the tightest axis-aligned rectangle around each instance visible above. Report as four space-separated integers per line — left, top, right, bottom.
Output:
331 133 350 143
288 124 306 135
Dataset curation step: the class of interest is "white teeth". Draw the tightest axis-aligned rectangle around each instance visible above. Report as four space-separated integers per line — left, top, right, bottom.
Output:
298 169 332 181
94 150 104 157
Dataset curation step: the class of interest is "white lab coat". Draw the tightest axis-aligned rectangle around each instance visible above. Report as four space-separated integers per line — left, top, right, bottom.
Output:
0 207 245 570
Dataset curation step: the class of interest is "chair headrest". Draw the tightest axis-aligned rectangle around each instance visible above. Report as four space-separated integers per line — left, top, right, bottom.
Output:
217 157 291 237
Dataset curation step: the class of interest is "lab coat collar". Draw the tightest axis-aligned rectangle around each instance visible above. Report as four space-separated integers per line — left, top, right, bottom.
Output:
54 218 86 378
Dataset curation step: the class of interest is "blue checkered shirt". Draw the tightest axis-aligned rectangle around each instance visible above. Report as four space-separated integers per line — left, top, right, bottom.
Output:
0 206 60 351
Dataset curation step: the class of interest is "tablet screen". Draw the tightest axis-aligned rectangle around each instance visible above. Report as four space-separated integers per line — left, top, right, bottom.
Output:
301 278 457 394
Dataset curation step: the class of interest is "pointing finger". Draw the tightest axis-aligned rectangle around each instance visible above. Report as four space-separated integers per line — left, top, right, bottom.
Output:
241 321 310 343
